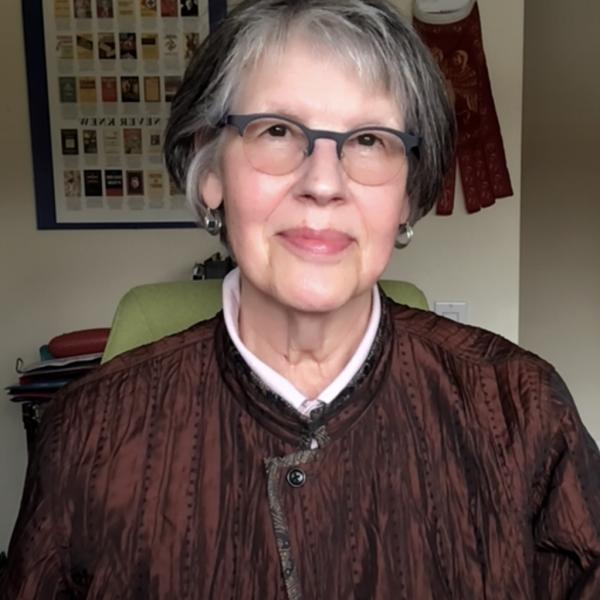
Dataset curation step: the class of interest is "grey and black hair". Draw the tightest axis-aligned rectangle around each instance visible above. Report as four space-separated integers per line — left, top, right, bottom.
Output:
164 0 456 233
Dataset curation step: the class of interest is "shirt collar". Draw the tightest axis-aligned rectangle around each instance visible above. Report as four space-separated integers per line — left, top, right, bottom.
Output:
222 267 381 413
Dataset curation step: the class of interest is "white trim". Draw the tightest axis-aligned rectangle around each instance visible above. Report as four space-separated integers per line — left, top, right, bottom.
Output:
413 0 476 24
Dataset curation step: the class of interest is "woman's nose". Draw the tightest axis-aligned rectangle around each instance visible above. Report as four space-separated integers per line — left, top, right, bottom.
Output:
294 139 346 205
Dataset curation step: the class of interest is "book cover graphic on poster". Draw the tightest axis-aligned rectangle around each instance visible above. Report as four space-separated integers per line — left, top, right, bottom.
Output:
119 33 137 59
161 0 177 17
127 170 144 195
96 0 114 18
74 0 92 19
61 129 79 155
98 33 116 60
64 171 82 197
123 128 142 154
84 170 103 196
164 76 181 102
162 33 180 59
147 130 162 154
121 76 140 102
180 0 199 17
56 35 74 59
117 0 135 18
83 130 98 154
101 77 118 102
185 33 200 60
103 129 121 154
54 0 71 18
79 77 97 103
144 77 161 102
59 77 77 103
140 0 158 18
141 34 159 61
105 170 124 196
147 171 164 197
76 34 94 59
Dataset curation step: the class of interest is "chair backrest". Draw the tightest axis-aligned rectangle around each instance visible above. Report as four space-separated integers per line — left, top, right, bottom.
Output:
102 279 428 363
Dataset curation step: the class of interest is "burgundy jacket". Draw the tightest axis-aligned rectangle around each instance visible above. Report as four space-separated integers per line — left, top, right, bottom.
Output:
3 297 600 599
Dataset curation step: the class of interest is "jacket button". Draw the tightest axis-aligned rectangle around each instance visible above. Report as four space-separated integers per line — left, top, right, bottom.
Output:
286 468 306 488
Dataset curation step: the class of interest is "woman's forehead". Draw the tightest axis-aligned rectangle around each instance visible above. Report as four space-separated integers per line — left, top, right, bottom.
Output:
230 35 405 127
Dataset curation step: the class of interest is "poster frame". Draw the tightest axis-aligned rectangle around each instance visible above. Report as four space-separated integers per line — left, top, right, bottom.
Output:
22 0 225 229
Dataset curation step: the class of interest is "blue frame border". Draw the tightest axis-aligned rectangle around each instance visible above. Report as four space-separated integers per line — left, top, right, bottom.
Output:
22 0 228 230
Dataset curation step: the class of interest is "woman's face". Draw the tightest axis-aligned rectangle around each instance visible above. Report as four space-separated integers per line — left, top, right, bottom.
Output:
202 38 410 313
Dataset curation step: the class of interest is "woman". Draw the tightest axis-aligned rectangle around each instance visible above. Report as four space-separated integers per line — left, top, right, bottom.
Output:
4 1 599 598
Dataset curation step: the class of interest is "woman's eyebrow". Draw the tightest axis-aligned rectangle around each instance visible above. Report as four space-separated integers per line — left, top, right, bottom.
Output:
253 107 306 122
253 108 398 131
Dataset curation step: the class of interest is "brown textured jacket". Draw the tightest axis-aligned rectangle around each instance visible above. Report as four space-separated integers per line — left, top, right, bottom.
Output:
3 296 600 599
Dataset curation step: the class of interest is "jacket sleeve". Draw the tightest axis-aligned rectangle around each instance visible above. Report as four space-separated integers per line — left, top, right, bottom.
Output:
1 394 76 599
532 370 600 599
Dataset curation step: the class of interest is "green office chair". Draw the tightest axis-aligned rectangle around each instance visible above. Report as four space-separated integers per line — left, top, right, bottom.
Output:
102 279 428 363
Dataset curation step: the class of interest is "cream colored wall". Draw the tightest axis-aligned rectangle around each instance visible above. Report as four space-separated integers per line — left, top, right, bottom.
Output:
0 0 523 549
520 2 600 436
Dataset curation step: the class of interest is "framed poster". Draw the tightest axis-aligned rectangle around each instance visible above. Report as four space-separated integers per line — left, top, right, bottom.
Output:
22 0 237 229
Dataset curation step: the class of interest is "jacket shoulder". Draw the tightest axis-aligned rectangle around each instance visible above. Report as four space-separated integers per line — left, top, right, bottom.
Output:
60 315 220 395
387 301 548 370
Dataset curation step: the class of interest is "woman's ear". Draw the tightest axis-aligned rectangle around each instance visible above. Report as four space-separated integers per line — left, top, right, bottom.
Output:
200 171 224 210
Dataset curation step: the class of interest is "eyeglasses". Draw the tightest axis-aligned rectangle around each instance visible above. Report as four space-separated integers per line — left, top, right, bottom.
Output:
220 113 421 186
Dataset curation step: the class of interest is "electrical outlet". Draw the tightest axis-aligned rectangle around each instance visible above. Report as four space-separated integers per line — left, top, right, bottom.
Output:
434 302 468 324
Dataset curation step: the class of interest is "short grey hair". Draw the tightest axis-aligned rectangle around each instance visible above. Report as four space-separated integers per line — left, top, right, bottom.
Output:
164 0 455 234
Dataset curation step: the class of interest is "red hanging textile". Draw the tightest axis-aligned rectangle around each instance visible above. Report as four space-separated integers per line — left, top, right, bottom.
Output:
414 3 513 215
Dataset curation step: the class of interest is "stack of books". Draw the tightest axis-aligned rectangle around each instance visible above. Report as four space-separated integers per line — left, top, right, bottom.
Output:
6 328 110 453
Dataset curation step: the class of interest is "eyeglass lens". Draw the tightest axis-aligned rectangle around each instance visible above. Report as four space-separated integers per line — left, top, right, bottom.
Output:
239 117 407 186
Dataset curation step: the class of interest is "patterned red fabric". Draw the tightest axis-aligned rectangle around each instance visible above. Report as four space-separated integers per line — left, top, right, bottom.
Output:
414 3 513 214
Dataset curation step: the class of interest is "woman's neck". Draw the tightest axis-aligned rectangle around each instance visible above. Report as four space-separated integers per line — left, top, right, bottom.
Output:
238 276 373 399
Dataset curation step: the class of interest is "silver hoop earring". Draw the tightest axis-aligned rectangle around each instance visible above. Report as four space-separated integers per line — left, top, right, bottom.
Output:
395 223 414 249
202 208 222 236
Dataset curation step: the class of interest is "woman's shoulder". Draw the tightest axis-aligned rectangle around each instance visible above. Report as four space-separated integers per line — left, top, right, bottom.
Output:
387 302 582 438
50 315 221 413
32 316 223 471
388 301 545 371
386 304 598 476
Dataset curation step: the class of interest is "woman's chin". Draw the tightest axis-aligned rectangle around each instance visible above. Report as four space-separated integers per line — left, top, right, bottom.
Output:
271 273 362 315
237 247 376 315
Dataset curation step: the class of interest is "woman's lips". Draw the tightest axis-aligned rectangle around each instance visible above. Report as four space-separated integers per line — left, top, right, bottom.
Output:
278 227 354 257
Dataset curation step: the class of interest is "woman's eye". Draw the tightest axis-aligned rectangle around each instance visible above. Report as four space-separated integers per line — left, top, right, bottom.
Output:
266 124 288 137
356 134 380 147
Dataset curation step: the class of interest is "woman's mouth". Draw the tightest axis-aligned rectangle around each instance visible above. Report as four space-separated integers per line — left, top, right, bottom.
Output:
277 227 354 257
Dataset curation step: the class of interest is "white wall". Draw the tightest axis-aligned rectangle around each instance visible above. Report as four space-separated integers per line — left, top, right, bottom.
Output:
520 1 600 436
0 0 523 549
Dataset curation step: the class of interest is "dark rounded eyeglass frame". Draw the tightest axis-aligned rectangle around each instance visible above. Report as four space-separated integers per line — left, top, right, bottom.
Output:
220 113 422 161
